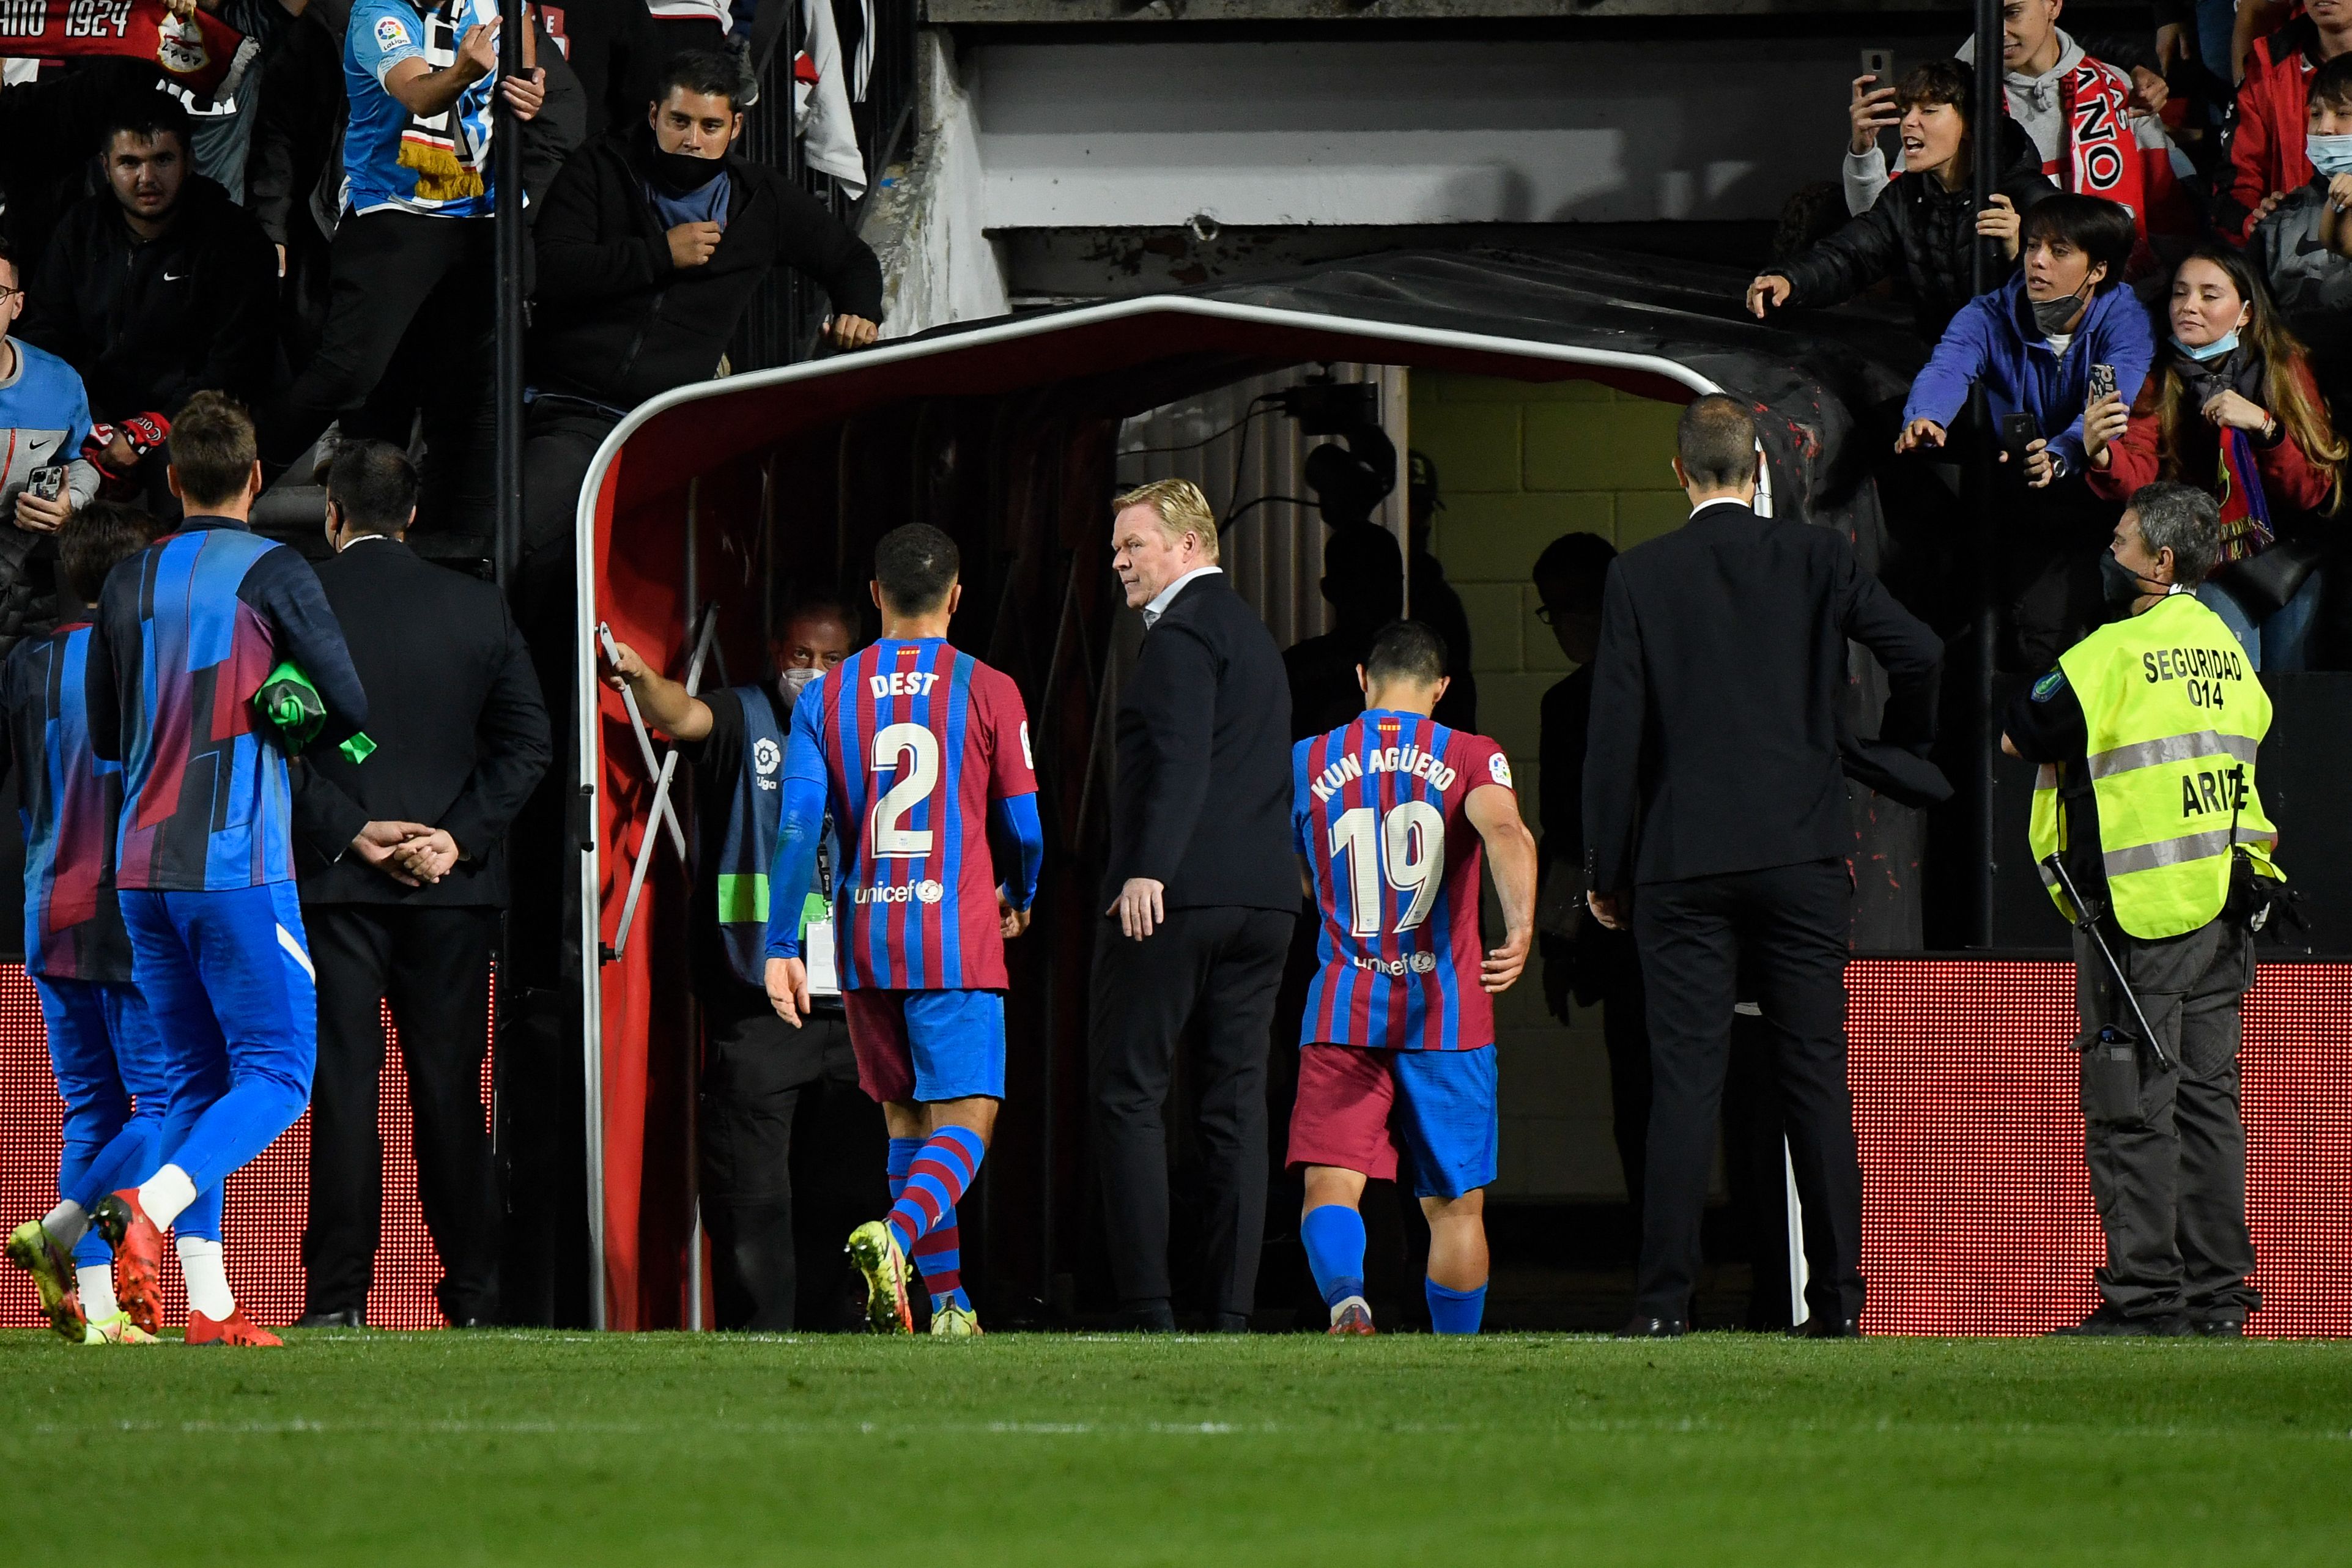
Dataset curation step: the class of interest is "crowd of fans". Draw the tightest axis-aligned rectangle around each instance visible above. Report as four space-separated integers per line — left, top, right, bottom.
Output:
1751 0 2352 673
0 1 882 647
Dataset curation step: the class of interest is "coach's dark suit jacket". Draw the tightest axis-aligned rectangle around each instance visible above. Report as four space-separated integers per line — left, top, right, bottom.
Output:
290 537 552 906
1101 570 1295 912
1582 500 1943 893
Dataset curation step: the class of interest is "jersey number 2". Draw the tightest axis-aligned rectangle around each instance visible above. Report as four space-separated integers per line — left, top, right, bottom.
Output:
1328 801 1444 937
870 723 940 858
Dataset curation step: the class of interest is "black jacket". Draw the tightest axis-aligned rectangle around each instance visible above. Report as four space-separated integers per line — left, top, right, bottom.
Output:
1777 116 2056 341
290 539 552 906
1104 572 1298 914
18 174 278 422
530 127 886 409
1583 501 1943 890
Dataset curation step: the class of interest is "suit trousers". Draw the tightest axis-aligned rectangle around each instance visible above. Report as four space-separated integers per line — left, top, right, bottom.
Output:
2074 915 2259 1322
1632 859 1863 1324
300 903 500 1325
1089 905 1295 1322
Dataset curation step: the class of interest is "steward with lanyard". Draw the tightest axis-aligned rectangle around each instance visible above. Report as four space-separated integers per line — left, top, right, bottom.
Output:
2003 481 2287 1339
600 599 863 1333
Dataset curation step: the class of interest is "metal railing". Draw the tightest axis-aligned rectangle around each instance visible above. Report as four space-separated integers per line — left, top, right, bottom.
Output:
730 0 920 372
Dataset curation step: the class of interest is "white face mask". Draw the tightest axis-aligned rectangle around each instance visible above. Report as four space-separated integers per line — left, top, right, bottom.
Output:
777 665 820 704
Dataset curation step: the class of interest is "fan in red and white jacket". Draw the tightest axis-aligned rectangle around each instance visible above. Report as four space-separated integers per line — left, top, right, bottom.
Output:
2214 7 2352 243
1847 28 2195 253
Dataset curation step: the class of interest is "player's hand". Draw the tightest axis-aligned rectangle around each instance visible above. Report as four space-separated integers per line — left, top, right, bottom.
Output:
1586 890 1626 931
666 220 723 269
997 886 1032 939
1848 75 1898 155
764 955 811 1027
2082 390 2130 466
1745 274 1791 319
352 819 434 887
13 489 69 533
1481 925 1532 994
1895 418 1947 455
456 19 500 80
1108 876 1165 941
393 827 460 883
501 66 546 122
827 313 879 350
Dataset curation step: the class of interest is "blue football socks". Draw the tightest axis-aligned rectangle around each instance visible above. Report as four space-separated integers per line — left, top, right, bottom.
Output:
1426 1279 1487 1335
1300 1204 1367 1307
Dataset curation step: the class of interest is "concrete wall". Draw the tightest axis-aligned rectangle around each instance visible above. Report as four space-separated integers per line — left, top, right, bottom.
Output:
970 35 1884 229
862 31 1012 337
1411 370 1689 1199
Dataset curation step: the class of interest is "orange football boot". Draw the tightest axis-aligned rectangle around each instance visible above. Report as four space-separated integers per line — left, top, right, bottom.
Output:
186 1307 283 1347
89 1189 163 1336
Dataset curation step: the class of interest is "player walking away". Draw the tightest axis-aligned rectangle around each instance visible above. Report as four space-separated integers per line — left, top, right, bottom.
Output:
84 393 368 1347
763 524 1043 1336
1288 621 1537 1336
2 502 182 1345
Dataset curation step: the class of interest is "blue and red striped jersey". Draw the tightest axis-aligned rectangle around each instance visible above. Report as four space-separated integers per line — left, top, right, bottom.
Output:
0 624 133 983
85 517 367 892
785 638 1037 991
1292 710 1515 1052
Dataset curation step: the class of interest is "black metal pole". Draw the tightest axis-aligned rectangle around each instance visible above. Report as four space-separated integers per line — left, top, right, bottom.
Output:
494 0 525 587
1969 0 2003 947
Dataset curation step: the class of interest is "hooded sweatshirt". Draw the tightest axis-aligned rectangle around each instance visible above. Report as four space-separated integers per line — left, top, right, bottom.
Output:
1901 271 2158 478
1846 29 2192 244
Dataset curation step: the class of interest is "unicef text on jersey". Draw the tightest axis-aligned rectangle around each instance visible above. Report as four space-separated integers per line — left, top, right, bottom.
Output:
852 879 947 905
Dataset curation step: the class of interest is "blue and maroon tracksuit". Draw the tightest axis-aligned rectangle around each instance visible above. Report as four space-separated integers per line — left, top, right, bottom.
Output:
84 516 366 1206
0 622 212 1256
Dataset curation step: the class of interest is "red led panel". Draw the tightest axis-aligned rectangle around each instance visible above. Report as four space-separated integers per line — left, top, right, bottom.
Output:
1849 959 2352 1339
0 964 492 1331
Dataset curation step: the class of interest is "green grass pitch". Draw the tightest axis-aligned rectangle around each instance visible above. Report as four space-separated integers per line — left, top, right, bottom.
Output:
6 1328 2348 1564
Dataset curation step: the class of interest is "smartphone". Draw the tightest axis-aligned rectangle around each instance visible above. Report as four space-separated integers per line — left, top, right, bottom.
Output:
1862 48 1895 83
2000 412 2040 465
24 465 64 503
2089 363 2117 405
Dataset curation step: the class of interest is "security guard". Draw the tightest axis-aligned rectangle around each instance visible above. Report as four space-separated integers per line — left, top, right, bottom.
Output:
2003 481 2282 1338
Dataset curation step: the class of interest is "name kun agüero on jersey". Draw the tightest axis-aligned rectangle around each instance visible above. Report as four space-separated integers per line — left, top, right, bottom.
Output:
1309 742 1459 804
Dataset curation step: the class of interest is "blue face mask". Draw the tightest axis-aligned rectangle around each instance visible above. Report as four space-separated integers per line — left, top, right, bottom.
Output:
2170 328 2240 361
2310 133 2352 176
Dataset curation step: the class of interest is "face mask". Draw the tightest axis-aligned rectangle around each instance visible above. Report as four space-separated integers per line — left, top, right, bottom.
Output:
2309 133 2352 177
778 666 820 704
2031 287 2088 338
648 146 726 197
2100 552 2169 607
2170 328 2240 361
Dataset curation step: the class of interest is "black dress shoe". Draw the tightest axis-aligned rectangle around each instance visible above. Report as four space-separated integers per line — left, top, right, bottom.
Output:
1117 1301 1178 1333
1616 1315 1686 1339
1787 1315 1862 1339
2189 1314 2245 1338
293 1307 364 1329
2046 1304 2191 1337
1207 1312 1250 1334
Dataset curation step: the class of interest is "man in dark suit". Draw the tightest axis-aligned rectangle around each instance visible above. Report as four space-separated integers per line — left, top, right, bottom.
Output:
1584 396 1942 1339
1091 478 1298 1332
290 440 552 1328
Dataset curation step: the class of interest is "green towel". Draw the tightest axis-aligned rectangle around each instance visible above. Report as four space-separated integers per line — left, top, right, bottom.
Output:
253 661 375 764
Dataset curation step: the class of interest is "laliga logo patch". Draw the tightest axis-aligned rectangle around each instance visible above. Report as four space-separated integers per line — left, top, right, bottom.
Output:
1019 720 1032 771
752 738 781 775
1487 753 1514 788
1410 951 1437 974
917 879 945 904
375 15 412 50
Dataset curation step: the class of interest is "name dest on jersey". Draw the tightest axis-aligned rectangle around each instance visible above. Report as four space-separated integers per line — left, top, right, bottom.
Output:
1309 745 1458 804
2141 643 2245 709
870 670 940 698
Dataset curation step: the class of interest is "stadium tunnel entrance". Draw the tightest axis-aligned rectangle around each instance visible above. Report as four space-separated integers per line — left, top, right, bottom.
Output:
571 246 1945 1331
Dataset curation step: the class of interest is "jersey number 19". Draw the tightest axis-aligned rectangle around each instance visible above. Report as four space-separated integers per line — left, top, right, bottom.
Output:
1328 801 1444 937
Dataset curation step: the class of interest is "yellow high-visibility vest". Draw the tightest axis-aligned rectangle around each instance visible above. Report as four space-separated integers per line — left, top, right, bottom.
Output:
2027 592 2281 941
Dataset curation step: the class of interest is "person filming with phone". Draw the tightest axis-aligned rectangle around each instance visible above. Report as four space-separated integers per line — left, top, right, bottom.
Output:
2080 248 2346 671
1896 194 2154 666
0 239 101 541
